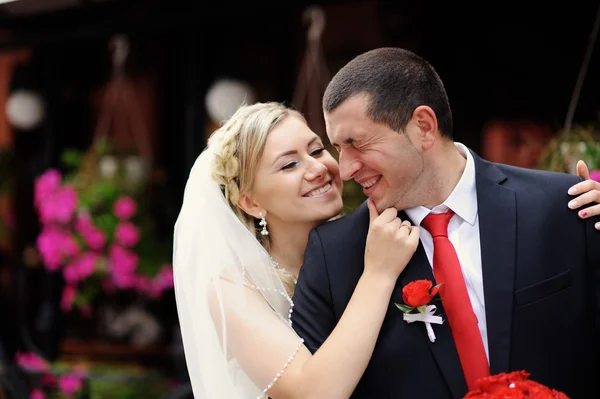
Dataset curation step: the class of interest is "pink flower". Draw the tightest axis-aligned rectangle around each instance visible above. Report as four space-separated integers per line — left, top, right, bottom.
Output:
62 265 80 284
37 186 78 225
36 229 63 271
115 222 140 247
76 252 98 279
62 234 80 258
62 253 97 284
590 170 600 183
30 389 46 399
108 245 139 289
37 200 60 225
54 185 78 223
147 285 162 299
153 265 174 291
60 285 77 312
81 227 106 251
112 271 137 290
74 212 94 234
36 228 76 271
108 245 138 273
34 169 62 209
113 196 137 220
133 275 160 299
135 275 159 298
14 352 50 372
57 374 83 395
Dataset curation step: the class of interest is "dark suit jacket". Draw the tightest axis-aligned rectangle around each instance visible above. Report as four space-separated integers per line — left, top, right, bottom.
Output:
291 151 600 399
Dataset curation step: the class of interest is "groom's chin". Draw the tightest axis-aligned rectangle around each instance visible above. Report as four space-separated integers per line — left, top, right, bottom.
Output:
369 197 388 212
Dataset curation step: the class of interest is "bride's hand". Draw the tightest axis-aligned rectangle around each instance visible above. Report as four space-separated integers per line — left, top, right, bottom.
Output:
568 160 600 229
364 199 420 280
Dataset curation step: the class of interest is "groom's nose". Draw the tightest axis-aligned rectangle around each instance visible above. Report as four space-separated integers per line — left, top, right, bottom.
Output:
339 151 362 181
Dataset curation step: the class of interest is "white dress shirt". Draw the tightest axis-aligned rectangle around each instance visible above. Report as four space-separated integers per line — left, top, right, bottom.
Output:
404 142 489 362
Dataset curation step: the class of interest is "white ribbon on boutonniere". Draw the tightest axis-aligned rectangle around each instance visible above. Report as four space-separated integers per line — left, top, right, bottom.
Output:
395 279 444 343
401 304 444 343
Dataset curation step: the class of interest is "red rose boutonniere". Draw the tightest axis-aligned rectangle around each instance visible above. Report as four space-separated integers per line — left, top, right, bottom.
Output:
395 279 444 342
464 370 570 398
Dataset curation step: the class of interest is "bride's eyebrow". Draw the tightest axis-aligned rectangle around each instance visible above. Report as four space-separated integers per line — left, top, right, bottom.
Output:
272 149 297 166
307 136 322 147
271 137 320 166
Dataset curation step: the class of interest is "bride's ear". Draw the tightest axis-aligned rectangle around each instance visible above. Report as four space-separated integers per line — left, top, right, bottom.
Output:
238 194 265 219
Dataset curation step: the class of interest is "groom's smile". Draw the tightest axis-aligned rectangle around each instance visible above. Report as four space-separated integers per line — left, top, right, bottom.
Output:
357 175 382 197
325 95 427 212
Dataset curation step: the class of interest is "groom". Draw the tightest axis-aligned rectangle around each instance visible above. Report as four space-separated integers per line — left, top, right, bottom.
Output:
291 47 600 398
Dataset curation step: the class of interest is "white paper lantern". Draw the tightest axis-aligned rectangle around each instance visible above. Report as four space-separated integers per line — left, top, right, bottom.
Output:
205 79 256 123
99 155 118 179
5 89 45 131
124 154 147 187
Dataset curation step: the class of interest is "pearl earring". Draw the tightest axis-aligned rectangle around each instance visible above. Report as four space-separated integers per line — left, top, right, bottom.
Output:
259 212 269 236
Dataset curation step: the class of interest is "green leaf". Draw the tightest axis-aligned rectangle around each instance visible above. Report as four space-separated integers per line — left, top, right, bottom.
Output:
76 276 102 304
61 149 83 168
395 303 415 313
94 136 111 155
92 180 120 204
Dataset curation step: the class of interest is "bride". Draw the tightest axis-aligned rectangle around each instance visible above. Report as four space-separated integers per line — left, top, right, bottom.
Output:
173 102 600 399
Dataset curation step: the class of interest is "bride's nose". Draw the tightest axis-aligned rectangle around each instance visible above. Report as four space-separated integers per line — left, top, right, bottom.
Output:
305 159 327 181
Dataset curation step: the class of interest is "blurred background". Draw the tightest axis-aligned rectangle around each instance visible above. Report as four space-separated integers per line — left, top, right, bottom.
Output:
0 0 598 398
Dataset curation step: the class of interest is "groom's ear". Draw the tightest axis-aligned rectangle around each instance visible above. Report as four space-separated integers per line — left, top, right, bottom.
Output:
238 194 264 219
412 105 438 150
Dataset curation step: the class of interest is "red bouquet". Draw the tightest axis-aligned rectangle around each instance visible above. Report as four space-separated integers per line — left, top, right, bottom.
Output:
464 371 569 398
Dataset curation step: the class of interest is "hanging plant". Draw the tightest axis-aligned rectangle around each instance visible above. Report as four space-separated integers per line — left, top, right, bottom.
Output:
537 125 600 173
537 6 600 177
33 139 173 315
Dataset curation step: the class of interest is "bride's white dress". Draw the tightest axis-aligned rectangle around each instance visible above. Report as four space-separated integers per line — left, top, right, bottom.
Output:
172 139 305 398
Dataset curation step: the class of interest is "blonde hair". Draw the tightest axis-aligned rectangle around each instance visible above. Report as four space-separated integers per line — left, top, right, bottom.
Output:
209 102 304 294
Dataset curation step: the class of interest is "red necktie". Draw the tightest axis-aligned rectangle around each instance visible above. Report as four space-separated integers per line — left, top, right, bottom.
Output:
421 210 490 390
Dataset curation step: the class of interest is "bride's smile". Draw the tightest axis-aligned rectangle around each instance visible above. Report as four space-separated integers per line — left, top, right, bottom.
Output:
246 114 344 228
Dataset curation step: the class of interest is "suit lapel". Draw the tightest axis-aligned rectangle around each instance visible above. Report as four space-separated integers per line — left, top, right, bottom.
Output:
394 153 517 396
393 212 468 399
472 153 516 374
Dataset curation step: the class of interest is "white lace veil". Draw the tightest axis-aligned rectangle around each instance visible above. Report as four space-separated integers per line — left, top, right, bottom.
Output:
173 133 299 398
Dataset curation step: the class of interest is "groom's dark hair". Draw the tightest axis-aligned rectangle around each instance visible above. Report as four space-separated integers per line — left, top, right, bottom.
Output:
322 47 454 139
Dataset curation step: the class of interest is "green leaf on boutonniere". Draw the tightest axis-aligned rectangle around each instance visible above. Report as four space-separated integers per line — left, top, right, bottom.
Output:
395 303 415 313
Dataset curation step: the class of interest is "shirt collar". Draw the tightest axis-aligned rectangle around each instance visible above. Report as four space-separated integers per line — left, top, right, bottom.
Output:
404 142 477 226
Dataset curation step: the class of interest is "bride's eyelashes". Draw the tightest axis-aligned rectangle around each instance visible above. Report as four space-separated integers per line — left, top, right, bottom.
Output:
280 148 326 171
281 162 297 170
